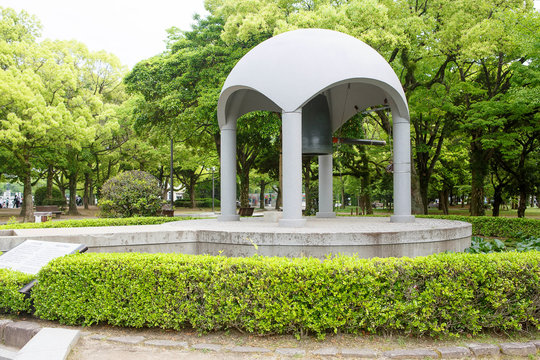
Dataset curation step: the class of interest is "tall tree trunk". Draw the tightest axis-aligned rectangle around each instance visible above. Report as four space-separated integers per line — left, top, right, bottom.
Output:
83 172 90 210
419 174 429 214
46 164 54 200
274 186 282 210
492 184 503 217
470 134 489 216
21 171 34 222
439 189 449 215
68 172 79 215
303 157 313 215
360 152 373 215
410 157 424 215
517 188 527 218
259 180 266 210
189 178 196 208
239 169 250 208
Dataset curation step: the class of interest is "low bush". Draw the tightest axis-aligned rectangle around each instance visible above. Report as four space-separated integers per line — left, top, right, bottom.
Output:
0 216 189 230
31 251 540 337
419 215 540 238
174 198 220 208
0 269 34 314
99 171 164 218
33 186 65 208
466 236 540 254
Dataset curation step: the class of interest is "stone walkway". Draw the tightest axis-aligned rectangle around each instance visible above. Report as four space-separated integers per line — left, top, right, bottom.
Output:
2 318 539 359
71 333 540 359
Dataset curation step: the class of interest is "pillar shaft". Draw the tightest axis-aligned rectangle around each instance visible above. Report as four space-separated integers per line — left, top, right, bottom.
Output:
279 110 306 227
316 154 336 218
391 115 415 223
218 125 240 221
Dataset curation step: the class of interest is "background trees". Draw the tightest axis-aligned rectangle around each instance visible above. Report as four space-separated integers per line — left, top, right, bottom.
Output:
1 2 539 220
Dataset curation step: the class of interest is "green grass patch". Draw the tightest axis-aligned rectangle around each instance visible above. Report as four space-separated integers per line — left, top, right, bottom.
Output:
0 216 194 230
29 251 540 338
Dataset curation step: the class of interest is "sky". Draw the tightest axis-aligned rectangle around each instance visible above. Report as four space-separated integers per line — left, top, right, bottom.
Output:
1 0 208 68
2 0 539 68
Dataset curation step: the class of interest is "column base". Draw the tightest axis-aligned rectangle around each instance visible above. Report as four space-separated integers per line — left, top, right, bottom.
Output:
316 212 336 218
390 215 415 223
279 218 307 228
217 215 240 221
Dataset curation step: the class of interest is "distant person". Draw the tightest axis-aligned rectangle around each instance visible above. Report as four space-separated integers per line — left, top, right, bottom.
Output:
14 196 20 208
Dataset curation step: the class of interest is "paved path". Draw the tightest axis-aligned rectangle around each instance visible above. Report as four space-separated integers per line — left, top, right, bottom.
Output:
2 317 539 360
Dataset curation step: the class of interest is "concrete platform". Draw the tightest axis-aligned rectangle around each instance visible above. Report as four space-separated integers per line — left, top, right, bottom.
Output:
0 217 471 259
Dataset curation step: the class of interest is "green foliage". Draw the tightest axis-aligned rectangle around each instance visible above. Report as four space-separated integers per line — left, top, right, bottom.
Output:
418 215 540 238
0 268 34 314
99 170 164 218
515 236 540 252
465 237 507 253
33 186 65 207
174 198 220 208
31 251 539 337
0 217 187 230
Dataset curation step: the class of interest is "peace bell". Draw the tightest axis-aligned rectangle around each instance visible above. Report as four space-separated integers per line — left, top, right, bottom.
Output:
302 94 333 155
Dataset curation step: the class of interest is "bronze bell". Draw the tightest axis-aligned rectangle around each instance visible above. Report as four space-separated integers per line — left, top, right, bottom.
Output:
302 94 332 155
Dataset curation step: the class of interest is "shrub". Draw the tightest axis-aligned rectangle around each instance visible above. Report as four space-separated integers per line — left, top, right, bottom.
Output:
418 215 540 239
174 198 220 208
99 171 164 218
31 251 540 337
0 216 190 230
33 186 65 208
0 269 34 314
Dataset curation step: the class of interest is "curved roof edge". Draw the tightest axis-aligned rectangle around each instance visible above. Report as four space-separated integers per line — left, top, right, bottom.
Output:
218 29 409 129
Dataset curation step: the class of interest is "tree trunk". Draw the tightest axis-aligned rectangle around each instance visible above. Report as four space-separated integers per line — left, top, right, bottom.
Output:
303 157 313 215
21 172 34 222
259 180 266 210
419 175 429 214
274 186 282 210
492 184 503 217
410 157 424 215
439 189 449 215
360 152 373 215
190 179 196 209
469 136 488 216
517 189 527 218
83 172 90 210
68 172 79 215
46 164 54 200
239 169 250 208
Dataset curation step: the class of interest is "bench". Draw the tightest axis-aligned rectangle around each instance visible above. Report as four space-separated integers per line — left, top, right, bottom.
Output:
36 205 63 218
238 207 254 216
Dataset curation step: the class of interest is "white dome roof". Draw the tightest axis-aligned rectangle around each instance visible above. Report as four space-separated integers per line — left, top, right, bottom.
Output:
218 28 409 130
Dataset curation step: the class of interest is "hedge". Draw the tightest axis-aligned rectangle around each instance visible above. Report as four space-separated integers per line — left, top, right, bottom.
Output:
0 269 34 314
418 215 540 238
0 216 191 230
174 198 220 208
30 251 540 337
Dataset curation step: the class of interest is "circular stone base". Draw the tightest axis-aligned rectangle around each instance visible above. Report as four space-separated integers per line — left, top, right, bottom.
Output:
1 217 472 259
164 217 472 258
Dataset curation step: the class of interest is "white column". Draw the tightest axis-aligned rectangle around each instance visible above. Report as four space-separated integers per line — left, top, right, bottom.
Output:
390 114 415 223
316 154 336 218
279 110 306 227
218 122 240 221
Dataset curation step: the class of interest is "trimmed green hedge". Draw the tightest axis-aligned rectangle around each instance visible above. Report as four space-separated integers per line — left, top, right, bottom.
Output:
0 269 34 314
31 251 540 337
0 216 192 230
418 215 540 238
174 198 220 208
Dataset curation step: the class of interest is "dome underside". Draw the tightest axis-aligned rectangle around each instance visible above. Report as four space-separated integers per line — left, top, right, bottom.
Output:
218 29 409 128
